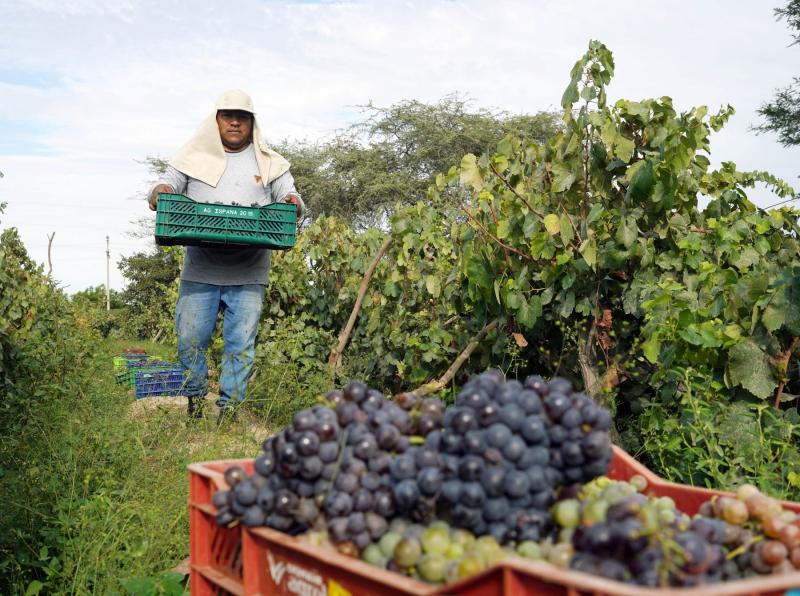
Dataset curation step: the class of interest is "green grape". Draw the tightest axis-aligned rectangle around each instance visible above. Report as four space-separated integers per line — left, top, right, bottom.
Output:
362 544 387 568
445 542 465 560
421 527 451 555
450 528 476 549
474 537 502 566
516 541 543 560
658 508 677 525
484 547 508 566
418 553 447 583
394 537 422 568
457 553 484 579
476 535 500 548
601 485 626 504
378 531 402 558
559 527 576 545
629 474 648 492
582 499 609 524
656 496 676 511
553 499 581 529
640 505 660 532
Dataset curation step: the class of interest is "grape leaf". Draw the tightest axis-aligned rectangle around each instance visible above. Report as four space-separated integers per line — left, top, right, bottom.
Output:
727 339 777 399
626 160 655 202
460 154 484 190
544 214 560 236
425 275 441 298
551 163 577 192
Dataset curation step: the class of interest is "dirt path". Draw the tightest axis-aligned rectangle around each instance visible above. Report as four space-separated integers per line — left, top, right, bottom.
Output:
126 393 274 441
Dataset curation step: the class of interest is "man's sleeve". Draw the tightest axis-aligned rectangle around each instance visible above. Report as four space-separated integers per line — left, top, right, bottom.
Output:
271 171 306 213
151 165 188 196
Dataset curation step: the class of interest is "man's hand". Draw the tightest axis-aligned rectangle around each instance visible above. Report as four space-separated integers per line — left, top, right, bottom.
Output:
149 184 174 211
284 194 303 218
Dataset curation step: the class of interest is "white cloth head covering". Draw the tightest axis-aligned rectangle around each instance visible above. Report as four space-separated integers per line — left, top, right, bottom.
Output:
169 89 290 188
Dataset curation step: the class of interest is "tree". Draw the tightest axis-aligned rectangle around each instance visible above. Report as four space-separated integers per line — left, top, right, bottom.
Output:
275 96 560 228
755 1 800 147
117 247 181 340
71 285 124 310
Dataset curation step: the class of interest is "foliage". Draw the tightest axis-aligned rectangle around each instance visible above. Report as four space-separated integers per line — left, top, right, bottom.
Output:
755 0 800 147
3 332 264 594
626 365 800 499
0 207 92 590
436 40 800 491
71 285 124 310
121 572 185 596
276 96 560 228
117 247 181 341
70 285 126 338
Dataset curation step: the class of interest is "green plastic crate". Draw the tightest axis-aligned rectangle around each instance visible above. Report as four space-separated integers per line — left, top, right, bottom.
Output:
155 194 297 249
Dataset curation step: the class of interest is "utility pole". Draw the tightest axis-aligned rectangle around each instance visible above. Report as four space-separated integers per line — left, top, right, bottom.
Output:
46 232 55 277
106 235 111 311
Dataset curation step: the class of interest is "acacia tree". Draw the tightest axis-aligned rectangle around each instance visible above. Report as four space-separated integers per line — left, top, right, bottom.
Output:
275 96 560 228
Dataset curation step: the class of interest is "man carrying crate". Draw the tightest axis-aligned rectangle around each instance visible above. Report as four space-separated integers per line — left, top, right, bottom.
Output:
147 89 304 422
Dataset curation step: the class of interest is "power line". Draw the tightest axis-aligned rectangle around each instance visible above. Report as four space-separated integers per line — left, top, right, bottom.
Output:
764 194 800 210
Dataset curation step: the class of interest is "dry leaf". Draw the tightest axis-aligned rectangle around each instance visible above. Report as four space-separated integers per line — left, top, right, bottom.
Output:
603 366 621 390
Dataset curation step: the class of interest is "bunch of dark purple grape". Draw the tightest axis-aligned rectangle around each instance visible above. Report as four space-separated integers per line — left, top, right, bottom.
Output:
570 493 729 587
213 369 614 552
213 380 447 549
428 369 613 545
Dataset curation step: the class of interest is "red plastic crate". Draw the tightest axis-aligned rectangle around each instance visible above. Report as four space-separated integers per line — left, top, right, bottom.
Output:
188 447 800 596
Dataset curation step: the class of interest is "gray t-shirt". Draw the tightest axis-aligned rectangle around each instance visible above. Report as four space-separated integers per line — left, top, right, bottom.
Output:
155 144 302 286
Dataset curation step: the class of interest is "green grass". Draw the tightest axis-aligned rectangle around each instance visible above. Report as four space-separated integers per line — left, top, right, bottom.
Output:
18 338 284 595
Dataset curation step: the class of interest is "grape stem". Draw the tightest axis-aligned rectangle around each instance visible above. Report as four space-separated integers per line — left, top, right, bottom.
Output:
726 534 763 560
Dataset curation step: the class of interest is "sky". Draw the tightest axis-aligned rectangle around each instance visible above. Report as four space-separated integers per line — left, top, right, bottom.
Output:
0 0 798 293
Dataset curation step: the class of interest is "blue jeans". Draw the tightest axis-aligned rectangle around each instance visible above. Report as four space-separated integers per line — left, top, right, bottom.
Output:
175 281 264 407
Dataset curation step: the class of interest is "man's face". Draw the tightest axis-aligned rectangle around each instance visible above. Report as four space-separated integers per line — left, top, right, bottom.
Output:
216 109 253 152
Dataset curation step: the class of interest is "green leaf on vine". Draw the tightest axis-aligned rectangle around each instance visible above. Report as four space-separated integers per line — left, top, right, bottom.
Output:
616 217 637 248
642 336 660 363
425 275 441 298
497 219 511 239
615 135 635 163
785 273 800 336
586 204 604 224
559 216 574 245
626 160 655 202
762 289 786 332
465 256 492 289
727 339 777 399
579 237 597 270
551 163 576 193
460 154 484 190
517 295 542 328
544 214 560 235
559 291 575 317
